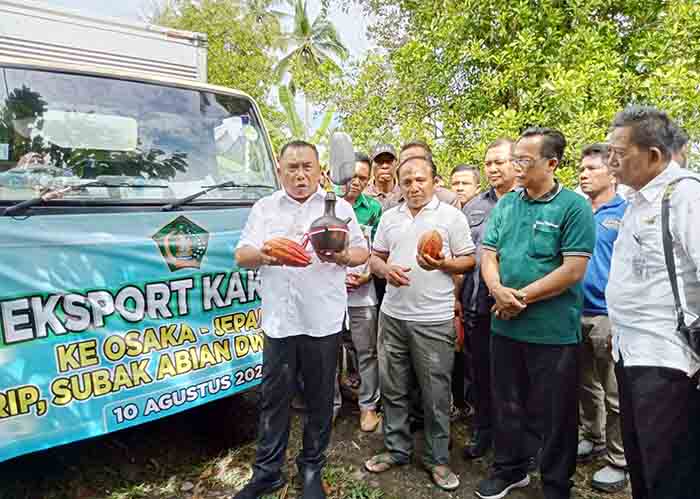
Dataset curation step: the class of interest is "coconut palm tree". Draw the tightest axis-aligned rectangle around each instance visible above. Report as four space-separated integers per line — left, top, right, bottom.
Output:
275 0 348 80
274 0 347 135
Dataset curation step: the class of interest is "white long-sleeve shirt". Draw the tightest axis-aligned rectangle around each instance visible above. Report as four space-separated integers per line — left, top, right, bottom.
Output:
237 187 366 338
606 163 700 376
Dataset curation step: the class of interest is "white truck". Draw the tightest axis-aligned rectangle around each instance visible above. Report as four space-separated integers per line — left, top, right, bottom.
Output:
0 0 278 463
0 0 208 81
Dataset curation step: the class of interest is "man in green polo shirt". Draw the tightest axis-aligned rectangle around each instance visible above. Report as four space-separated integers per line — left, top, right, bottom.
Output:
342 152 383 431
343 152 383 237
475 128 595 499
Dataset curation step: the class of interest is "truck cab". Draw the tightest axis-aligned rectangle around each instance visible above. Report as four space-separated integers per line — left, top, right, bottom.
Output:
0 57 276 462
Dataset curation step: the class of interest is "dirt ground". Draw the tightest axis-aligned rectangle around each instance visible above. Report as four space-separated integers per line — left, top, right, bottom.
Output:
0 391 630 499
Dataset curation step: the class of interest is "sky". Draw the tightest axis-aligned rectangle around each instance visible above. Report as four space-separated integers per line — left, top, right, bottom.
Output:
42 0 372 58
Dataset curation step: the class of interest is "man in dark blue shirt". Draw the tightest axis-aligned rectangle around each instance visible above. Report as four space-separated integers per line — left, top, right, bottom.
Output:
576 143 628 492
460 138 516 458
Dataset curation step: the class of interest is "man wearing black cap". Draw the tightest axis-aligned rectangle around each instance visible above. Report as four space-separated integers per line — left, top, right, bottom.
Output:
365 144 402 210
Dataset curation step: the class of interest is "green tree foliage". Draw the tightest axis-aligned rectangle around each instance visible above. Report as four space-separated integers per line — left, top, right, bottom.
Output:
333 0 700 185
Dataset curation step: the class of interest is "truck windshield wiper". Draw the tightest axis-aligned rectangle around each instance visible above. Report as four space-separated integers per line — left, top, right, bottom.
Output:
2 181 169 217
162 180 275 211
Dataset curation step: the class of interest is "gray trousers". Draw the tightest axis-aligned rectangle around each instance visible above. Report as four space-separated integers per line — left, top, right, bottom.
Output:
378 311 455 466
579 315 626 468
349 306 381 410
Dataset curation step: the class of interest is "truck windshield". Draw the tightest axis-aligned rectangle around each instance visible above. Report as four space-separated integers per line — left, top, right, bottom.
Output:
0 66 277 203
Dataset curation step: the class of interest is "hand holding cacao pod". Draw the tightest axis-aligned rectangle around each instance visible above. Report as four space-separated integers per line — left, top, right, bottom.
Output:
417 230 444 259
261 237 311 267
417 230 445 271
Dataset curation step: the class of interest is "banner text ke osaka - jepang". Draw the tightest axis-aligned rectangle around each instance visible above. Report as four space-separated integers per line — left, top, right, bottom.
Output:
0 269 262 456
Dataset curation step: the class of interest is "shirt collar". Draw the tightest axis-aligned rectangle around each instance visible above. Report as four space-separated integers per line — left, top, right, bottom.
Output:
591 193 625 214
279 186 327 205
367 182 400 197
398 194 440 214
601 194 626 210
636 161 681 203
486 186 516 201
520 180 562 203
352 192 371 209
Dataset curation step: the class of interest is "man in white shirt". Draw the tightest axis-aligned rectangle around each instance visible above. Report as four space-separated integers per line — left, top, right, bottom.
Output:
606 106 700 499
234 140 368 499
343 152 383 432
364 154 476 492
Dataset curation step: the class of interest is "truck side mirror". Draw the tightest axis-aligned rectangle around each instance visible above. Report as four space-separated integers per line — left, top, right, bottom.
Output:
328 132 355 187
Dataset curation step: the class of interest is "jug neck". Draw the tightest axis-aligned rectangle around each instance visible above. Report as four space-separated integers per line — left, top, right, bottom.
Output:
324 191 337 217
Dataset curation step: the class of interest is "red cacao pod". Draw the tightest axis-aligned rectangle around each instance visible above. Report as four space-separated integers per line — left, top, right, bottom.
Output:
262 237 311 267
417 230 443 260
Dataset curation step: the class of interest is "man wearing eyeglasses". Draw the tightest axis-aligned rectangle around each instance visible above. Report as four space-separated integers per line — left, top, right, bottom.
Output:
606 107 700 499
476 128 595 499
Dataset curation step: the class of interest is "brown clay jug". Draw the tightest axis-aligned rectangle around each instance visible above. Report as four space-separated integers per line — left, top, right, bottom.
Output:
306 191 349 256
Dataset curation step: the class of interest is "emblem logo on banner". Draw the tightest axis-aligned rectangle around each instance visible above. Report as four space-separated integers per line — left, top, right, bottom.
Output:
153 216 210 271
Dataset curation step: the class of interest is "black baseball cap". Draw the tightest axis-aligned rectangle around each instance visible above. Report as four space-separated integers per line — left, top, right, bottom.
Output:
370 144 397 163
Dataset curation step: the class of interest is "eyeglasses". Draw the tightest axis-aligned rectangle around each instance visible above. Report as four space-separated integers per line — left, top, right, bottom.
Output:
512 157 545 168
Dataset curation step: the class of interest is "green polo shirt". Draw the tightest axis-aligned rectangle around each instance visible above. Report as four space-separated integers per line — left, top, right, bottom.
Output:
348 192 382 239
482 183 596 345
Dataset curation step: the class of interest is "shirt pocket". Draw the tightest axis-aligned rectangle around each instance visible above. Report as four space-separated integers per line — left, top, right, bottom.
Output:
528 221 561 258
467 210 487 228
266 216 305 241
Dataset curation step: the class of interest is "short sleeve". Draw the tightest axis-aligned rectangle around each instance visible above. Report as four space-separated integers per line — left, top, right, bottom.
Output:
373 212 390 253
369 201 383 239
448 210 476 256
482 200 504 252
561 196 596 257
236 199 266 250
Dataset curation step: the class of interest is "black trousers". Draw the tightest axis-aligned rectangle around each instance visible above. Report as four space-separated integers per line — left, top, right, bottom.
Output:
252 333 340 479
615 360 700 499
466 314 492 431
491 334 578 499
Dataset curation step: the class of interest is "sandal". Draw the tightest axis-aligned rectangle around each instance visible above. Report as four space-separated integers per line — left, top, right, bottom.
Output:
364 453 401 473
426 464 460 491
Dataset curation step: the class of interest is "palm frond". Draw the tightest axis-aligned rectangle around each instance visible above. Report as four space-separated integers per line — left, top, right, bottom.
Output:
278 84 305 138
311 20 348 59
274 51 298 80
316 108 335 138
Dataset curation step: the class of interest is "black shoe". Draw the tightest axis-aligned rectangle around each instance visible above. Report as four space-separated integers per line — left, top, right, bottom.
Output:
300 469 326 499
463 429 492 459
475 474 530 499
233 474 286 499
